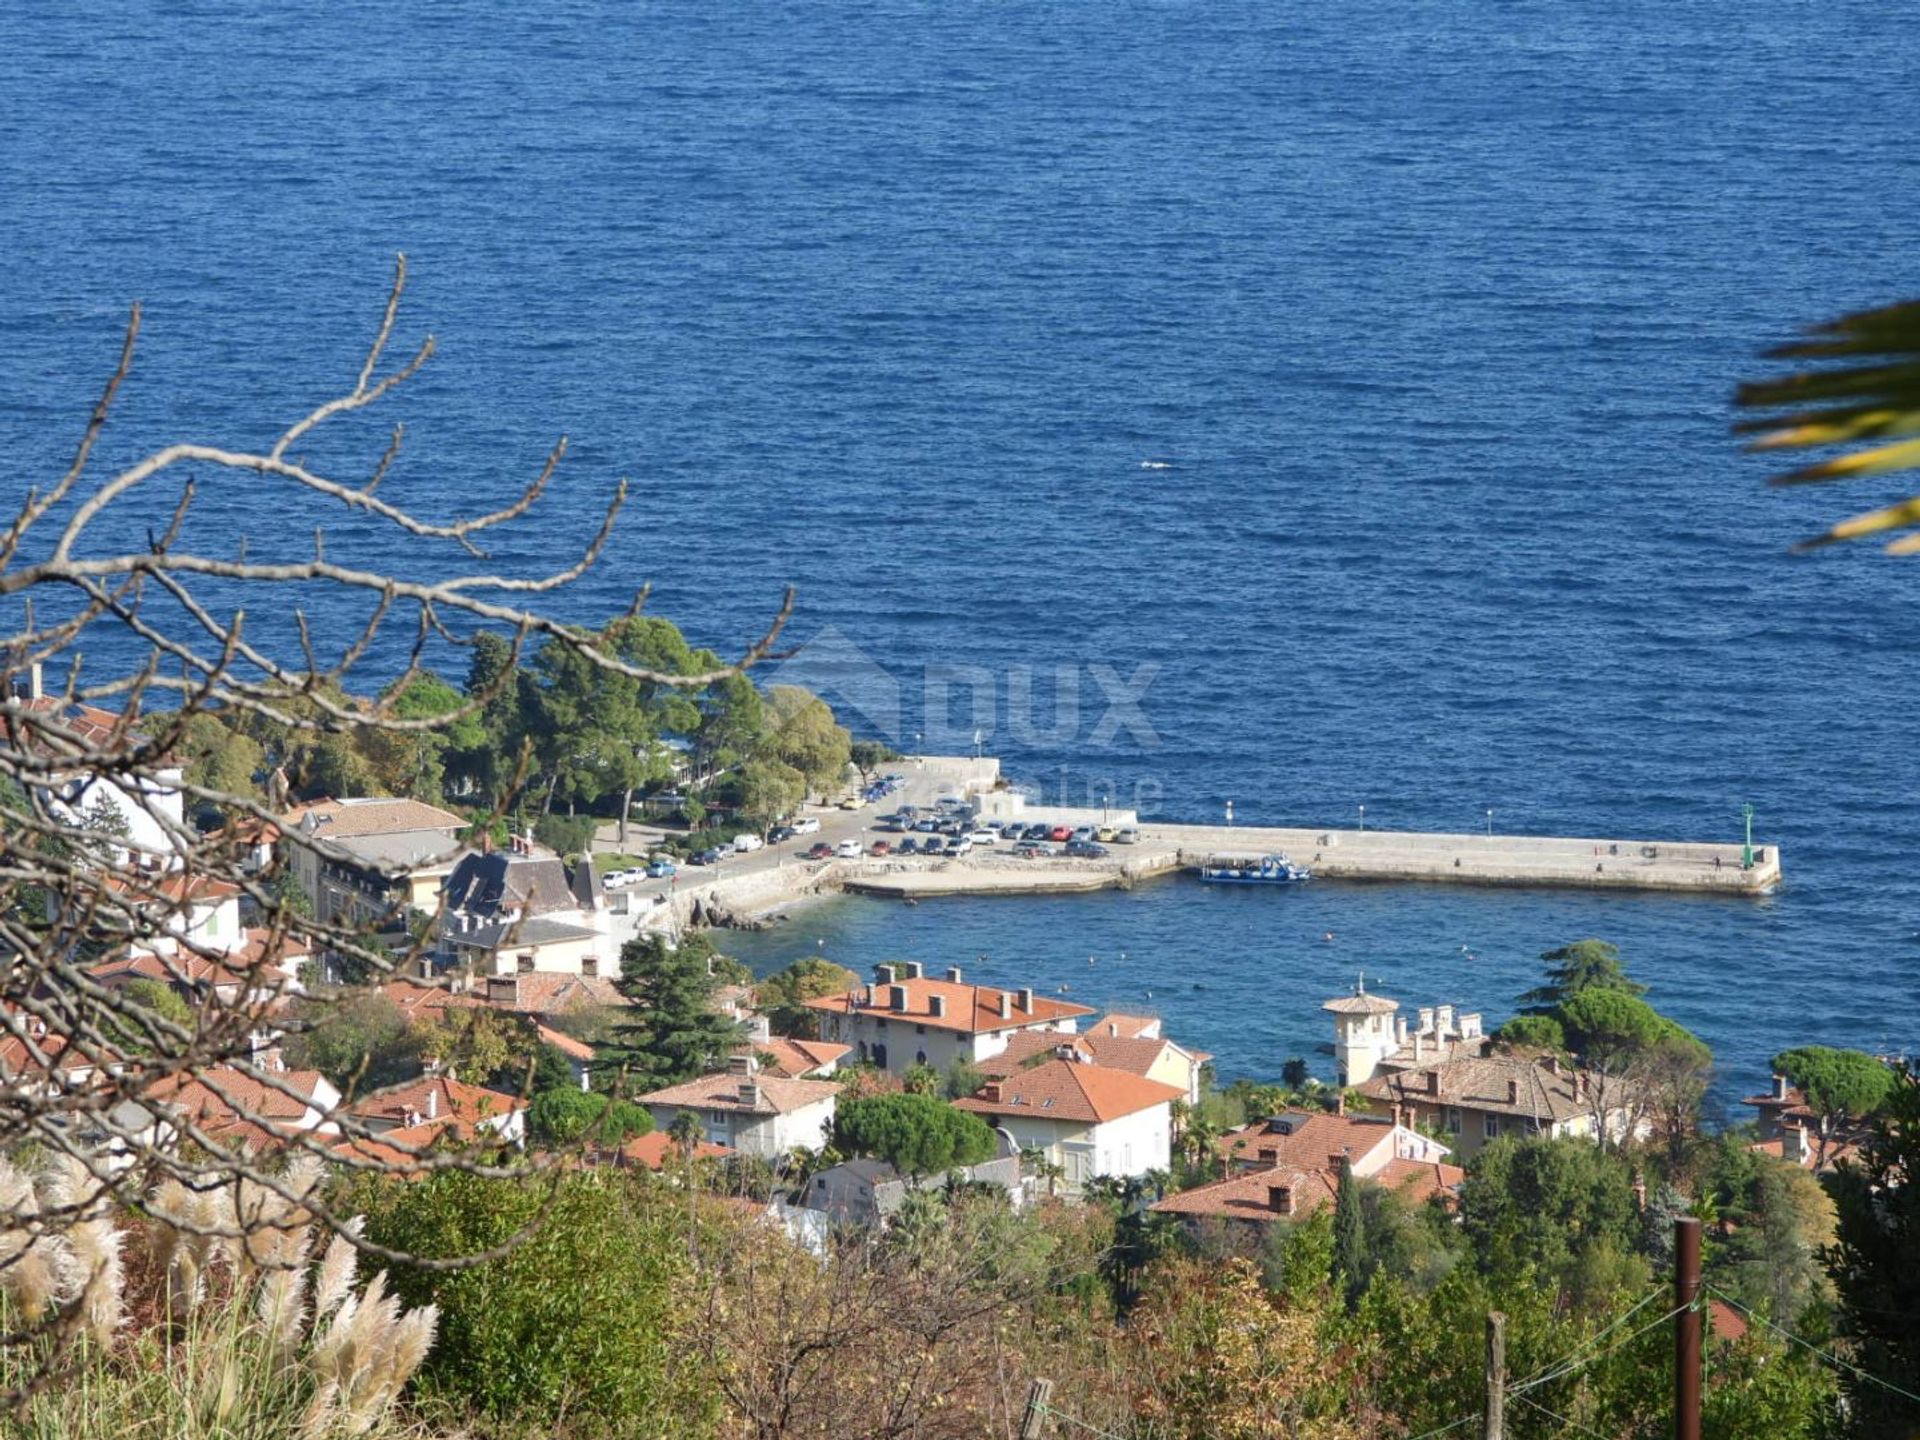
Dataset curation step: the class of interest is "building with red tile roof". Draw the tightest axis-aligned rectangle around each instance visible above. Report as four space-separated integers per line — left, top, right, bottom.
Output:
953 1056 1184 1189
601 1130 733 1171
146 1062 342 1150
1153 1154 1465 1229
343 1073 526 1144
1212 1105 1452 1182
804 962 1093 1078
979 1023 1212 1104
634 1056 840 1159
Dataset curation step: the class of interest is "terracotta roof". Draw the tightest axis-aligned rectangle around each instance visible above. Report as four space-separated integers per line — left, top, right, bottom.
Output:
1152 1155 1463 1224
148 1065 334 1135
1216 1111 1410 1173
953 1059 1182 1125
636 1071 840 1117
0 1018 108 1084
346 1074 522 1131
1360 1054 1596 1123
606 1131 732 1170
478 973 625 1014
978 1028 1195 1083
1091 1014 1161 1040
89 943 298 994
1709 1299 1749 1343
100 871 241 904
535 1023 595 1063
8 698 141 751
377 978 485 1019
738 1037 849 1079
283 797 466 838
804 977 1093 1035
1323 990 1399 1016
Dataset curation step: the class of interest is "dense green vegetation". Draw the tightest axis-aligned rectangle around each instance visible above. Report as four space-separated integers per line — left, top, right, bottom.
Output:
834 1092 998 1176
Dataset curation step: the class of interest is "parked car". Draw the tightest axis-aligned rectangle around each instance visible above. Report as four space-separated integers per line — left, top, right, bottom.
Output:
691 848 726 866
968 829 998 845
1065 840 1109 859
877 819 905 833
734 833 765 853
1071 826 1096 843
915 819 942 833
793 817 822 836
1021 823 1051 841
869 839 891 856
836 839 862 859
769 825 796 844
1011 841 1054 858
896 837 919 855
1048 825 1073 842
646 858 678 879
946 836 974 856
838 795 864 810
806 842 835 859
1115 827 1140 845
1095 826 1117 843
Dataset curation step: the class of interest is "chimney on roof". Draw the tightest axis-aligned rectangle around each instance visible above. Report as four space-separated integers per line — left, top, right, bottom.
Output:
889 984 908 1012
1329 1151 1350 1174
738 1081 761 1108
997 991 1012 1020
1436 1004 1456 1037
1772 1072 1789 1102
1268 1183 1296 1216
1395 1015 1408 1045
1425 1070 1440 1096
1413 1033 1425 1061
1390 1103 1404 1130
747 1015 771 1042
1334 1091 1346 1116
946 965 963 984
1107 1021 1118 1036
875 963 897 986
1417 1006 1434 1036
1018 986 1035 1013
901 960 924 980
405 1109 421 1129
979 1082 1002 1103
26 662 42 701
427 1086 439 1121
1257 1145 1278 1164
867 984 880 1006
1545 1054 1561 1076
1506 1078 1519 1105
1460 1012 1483 1040
929 994 946 1019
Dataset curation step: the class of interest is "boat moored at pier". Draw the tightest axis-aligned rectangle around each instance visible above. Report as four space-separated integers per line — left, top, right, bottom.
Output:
1199 853 1311 885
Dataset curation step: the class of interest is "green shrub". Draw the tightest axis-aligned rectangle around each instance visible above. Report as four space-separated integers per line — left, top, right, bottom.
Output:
355 1170 713 1438
533 812 596 859
835 1092 997 1177
525 1087 653 1147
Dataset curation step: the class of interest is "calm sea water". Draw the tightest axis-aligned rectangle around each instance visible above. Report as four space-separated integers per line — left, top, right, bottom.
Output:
5 2 1919 1102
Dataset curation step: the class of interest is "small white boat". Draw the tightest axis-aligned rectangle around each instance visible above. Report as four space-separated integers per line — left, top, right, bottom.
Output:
1198 852 1311 886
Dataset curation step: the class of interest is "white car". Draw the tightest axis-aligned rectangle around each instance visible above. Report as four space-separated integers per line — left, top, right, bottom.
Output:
792 817 821 836
601 867 635 888
733 833 765 853
1071 826 1096 843
968 829 998 845
1115 827 1140 844
835 839 861 859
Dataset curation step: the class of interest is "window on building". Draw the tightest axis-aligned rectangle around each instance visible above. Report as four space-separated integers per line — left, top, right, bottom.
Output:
582 955 598 977
1483 1113 1500 1139
1445 1106 1462 1135
517 953 535 975
916 1050 927 1065
873 1044 888 1070
916 1023 926 1035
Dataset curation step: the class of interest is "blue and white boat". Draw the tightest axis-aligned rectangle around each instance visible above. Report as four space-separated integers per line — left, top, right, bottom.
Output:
1198 852 1311 885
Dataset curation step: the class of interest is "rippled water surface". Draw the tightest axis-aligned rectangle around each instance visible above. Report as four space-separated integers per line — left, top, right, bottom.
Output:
5 1 1919 1097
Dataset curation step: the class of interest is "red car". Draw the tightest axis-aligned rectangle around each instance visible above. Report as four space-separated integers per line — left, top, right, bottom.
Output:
806 842 835 860
1048 825 1073 842
869 839 891 856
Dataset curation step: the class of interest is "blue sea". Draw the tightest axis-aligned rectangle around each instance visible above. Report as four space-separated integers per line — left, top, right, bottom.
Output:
5 1 1918 1107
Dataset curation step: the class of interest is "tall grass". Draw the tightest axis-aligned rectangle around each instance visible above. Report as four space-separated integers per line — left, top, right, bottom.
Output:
0 1153 438 1440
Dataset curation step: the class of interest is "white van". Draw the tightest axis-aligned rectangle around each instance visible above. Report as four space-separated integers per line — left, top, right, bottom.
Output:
792 817 821 836
733 833 765 853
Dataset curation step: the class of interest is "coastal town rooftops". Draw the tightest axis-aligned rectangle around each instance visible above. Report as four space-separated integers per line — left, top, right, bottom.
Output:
804 970 1093 1035
346 1074 522 1131
737 1037 851 1079
283 797 466 839
326 829 467 871
1359 1052 1593 1122
976 1028 1202 1081
1216 1108 1430 1171
1152 1155 1464 1225
1091 1014 1161 1040
635 1071 840 1117
442 851 574 918
953 1059 1183 1125
481 973 625 1014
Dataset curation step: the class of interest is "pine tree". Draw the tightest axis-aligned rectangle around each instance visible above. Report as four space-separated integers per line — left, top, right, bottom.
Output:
1518 939 1646 1015
1331 1158 1370 1311
600 932 741 1093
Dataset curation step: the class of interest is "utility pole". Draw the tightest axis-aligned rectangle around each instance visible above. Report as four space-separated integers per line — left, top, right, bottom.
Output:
1019 1378 1054 1440
1485 1311 1506 1440
1674 1216 1703 1440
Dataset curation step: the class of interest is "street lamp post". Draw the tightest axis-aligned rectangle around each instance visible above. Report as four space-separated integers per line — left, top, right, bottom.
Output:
1486 808 1493 838
1358 804 1365 833
1225 798 1234 827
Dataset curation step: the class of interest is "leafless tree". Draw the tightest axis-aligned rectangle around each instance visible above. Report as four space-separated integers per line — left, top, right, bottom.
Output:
0 257 790 1389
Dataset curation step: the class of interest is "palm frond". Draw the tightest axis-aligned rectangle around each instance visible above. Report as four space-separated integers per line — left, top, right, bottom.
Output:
1737 298 1920 551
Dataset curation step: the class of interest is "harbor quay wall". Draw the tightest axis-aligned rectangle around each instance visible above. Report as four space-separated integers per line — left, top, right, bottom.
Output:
1155 824 1780 895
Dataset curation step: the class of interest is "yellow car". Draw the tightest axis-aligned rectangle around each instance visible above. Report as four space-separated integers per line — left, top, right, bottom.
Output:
837 795 863 810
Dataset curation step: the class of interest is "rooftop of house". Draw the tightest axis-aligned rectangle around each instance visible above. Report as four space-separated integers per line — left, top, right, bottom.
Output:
1322 979 1400 1016
345 1074 523 1131
479 972 625 1015
455 915 602 952
1216 1109 1419 1171
89 936 303 994
7 697 166 759
148 1064 333 1131
954 1058 1184 1126
978 1028 1199 1081
442 851 576 919
737 1036 851 1079
606 1131 732 1170
326 828 468 871
1152 1154 1465 1224
804 968 1094 1035
99 870 241 905
1090 1013 1162 1040
377 977 486 1019
535 1022 596 1063
635 1070 841 1117
1359 1052 1595 1122
0 1010 111 1083
284 796 467 839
